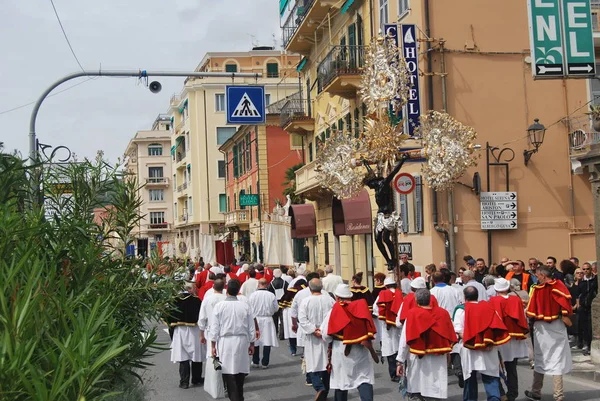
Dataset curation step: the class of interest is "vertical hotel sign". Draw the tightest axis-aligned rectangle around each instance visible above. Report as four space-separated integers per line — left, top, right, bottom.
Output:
401 24 421 136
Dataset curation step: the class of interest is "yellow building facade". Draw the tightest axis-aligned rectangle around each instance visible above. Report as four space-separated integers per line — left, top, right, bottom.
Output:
169 48 300 259
280 0 598 282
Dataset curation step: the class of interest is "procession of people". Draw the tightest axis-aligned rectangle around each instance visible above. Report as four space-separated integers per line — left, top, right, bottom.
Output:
166 256 597 401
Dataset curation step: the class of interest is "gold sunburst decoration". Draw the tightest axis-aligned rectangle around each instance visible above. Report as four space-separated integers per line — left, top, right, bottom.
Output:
417 111 480 191
359 113 409 174
359 36 411 114
314 130 366 199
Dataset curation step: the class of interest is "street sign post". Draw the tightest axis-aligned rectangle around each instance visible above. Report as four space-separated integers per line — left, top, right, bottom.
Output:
239 194 259 207
527 0 596 78
226 85 266 124
480 191 518 230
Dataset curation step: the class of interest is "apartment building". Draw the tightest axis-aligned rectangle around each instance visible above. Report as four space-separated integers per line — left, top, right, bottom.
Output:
279 0 598 281
169 48 300 261
219 102 304 264
124 114 175 257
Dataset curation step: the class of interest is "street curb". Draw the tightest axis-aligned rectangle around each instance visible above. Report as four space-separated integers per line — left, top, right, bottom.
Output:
569 370 600 382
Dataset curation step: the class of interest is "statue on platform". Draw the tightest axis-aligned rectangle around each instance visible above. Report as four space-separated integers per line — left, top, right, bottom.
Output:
363 155 408 271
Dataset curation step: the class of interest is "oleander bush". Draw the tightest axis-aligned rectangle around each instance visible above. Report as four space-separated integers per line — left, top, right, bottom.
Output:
0 152 177 401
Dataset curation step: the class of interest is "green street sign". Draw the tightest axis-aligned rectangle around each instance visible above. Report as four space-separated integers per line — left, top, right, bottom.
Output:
528 0 595 78
239 194 259 207
528 0 565 77
562 0 596 75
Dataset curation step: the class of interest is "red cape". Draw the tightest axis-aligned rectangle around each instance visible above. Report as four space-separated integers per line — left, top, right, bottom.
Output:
397 292 439 323
197 280 214 301
463 301 510 349
195 269 209 289
526 279 573 322
489 295 529 339
377 289 403 325
237 271 248 285
256 269 274 283
230 264 240 274
328 299 377 344
405 306 457 355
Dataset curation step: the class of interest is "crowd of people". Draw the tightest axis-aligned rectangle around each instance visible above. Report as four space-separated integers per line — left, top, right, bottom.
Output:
164 254 597 401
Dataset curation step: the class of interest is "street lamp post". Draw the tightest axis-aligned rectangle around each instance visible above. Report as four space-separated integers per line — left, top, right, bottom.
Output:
28 69 262 163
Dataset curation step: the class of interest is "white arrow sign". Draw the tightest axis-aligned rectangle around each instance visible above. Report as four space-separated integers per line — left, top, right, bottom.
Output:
538 65 563 74
569 64 593 72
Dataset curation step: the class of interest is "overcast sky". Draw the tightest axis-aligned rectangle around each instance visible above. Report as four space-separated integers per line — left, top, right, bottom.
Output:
0 0 281 163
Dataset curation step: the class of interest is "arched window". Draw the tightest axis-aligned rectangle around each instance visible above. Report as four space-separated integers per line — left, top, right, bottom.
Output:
148 143 163 156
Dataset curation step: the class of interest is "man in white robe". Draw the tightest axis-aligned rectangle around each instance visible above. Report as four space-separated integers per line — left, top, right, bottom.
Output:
199 279 227 398
397 288 457 399
210 278 256 401
248 278 279 368
372 277 401 382
321 284 376 401
463 270 488 301
524 267 573 401
168 280 204 389
298 278 335 401
322 265 343 294
453 286 506 401
430 271 462 318
240 267 259 297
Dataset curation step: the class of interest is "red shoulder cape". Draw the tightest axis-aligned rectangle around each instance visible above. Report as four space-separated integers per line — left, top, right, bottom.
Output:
463 301 510 349
328 299 377 344
526 280 572 322
197 280 214 301
489 295 529 339
405 306 457 355
398 292 439 323
377 289 403 325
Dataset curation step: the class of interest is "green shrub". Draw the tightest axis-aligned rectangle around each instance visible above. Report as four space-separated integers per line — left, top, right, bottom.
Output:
0 153 177 401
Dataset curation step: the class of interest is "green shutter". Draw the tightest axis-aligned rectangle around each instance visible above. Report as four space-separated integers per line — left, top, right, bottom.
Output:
233 145 239 177
415 176 424 233
225 64 237 73
267 63 279 78
219 194 227 212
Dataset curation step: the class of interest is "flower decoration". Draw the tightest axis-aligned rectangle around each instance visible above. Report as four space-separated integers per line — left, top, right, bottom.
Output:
314 131 366 199
359 36 411 114
417 111 479 191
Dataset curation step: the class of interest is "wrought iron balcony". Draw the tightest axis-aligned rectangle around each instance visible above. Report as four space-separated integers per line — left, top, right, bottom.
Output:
146 222 170 230
317 45 365 97
569 129 600 156
280 95 314 133
282 0 316 50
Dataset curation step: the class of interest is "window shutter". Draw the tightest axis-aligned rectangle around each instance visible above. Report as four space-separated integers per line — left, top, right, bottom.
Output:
233 145 239 177
399 194 409 233
415 176 424 233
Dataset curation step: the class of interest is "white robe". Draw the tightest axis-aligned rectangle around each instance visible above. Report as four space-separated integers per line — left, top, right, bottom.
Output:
322 273 344 294
291 287 329 347
464 281 489 301
321 309 375 391
397 323 448 399
171 326 204 363
282 307 296 340
298 293 335 372
373 292 400 357
430 284 461 318
199 292 227 360
240 278 259 298
249 289 280 347
209 297 256 375
533 319 572 375
453 307 499 381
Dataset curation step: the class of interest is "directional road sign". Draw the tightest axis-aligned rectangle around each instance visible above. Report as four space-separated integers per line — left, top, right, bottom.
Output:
480 191 518 230
239 193 259 207
226 85 266 125
528 0 596 78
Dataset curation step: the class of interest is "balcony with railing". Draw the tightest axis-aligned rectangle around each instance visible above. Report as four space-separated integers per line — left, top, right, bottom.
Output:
145 222 171 231
176 182 188 193
280 95 314 134
294 160 329 200
224 210 250 228
145 177 169 187
569 129 600 157
281 0 331 54
317 45 365 98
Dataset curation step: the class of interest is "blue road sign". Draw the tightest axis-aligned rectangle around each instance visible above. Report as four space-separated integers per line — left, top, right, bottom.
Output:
226 85 266 125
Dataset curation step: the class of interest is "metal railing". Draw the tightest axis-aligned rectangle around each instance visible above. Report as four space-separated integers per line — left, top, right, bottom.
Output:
176 150 186 162
282 0 316 49
177 182 188 192
145 177 169 185
146 222 170 230
569 130 600 153
280 95 312 127
317 45 366 93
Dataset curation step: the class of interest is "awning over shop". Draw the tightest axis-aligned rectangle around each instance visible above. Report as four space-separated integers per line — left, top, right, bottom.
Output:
332 188 372 236
289 203 317 239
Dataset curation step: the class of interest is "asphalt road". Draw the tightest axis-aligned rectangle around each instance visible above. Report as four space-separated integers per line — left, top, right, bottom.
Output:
142 324 600 401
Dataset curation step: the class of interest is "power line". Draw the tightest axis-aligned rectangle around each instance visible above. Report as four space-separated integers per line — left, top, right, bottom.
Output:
0 77 94 116
49 0 85 72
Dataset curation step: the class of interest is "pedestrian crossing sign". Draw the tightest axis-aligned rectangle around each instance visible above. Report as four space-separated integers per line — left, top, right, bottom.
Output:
226 85 266 124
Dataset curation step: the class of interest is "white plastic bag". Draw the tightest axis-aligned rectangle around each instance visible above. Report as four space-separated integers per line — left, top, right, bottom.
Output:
204 357 225 399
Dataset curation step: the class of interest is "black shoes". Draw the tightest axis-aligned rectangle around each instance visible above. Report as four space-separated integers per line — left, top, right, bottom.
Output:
457 374 465 388
524 390 541 400
179 383 189 389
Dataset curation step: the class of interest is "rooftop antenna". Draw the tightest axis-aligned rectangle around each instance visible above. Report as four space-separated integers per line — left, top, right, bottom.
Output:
272 33 278 49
